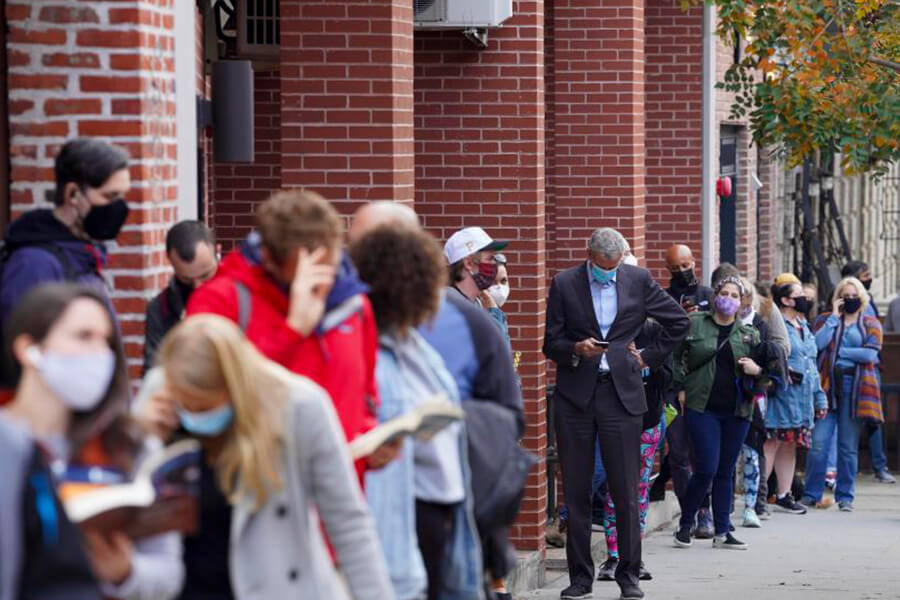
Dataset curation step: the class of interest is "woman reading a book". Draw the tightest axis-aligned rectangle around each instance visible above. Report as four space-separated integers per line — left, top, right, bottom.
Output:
350 223 482 600
0 283 184 600
158 313 394 600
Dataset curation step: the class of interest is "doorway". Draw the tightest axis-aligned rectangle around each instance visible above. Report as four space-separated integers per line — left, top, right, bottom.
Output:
719 127 739 265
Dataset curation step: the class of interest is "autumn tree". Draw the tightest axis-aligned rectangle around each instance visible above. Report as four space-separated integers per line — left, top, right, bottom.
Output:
688 0 900 174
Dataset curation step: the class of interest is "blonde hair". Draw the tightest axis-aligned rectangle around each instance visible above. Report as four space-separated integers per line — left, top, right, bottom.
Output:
159 315 287 507
832 276 871 311
739 276 759 311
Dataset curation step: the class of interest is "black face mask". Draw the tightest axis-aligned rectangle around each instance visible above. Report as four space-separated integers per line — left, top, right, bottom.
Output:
861 279 872 291
842 297 862 314
670 268 696 290
82 198 129 240
791 296 810 315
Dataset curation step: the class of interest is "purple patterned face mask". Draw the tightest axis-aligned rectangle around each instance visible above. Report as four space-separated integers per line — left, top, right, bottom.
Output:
714 295 740 317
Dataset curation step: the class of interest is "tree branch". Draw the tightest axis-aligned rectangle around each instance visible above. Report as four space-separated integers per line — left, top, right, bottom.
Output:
868 55 900 73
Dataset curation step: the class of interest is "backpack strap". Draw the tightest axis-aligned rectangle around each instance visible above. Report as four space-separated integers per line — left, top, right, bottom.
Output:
234 281 252 332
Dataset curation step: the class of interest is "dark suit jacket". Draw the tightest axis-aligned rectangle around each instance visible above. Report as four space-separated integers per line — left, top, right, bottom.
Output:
543 262 690 415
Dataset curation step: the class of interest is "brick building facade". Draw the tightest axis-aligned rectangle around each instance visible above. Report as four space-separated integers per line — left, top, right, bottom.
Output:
2 0 775 563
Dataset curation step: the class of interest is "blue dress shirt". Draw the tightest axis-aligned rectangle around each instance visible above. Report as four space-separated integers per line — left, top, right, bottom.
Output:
587 261 617 372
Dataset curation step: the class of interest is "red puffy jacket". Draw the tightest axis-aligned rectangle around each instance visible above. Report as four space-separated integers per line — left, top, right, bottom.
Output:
186 246 378 482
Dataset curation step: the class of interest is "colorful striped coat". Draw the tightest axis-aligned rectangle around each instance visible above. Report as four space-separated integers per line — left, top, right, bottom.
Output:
812 313 884 423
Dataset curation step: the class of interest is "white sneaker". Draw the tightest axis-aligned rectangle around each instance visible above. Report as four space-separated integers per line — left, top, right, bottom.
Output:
742 507 761 528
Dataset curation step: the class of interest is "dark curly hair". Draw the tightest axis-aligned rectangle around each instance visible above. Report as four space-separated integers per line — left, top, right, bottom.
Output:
350 224 447 335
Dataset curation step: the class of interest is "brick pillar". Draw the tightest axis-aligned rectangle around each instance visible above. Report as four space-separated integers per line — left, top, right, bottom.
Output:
550 0 646 269
644 0 703 282
279 0 414 215
6 0 178 378
415 1 547 552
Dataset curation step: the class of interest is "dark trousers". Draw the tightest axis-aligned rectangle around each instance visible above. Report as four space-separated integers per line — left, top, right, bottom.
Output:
555 377 643 589
416 499 457 600
679 409 750 536
652 410 692 501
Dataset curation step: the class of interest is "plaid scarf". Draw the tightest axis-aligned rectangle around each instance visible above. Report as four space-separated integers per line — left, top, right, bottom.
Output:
812 314 884 424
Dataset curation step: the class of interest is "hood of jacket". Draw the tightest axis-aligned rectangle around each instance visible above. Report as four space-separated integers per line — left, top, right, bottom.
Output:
3 209 104 273
220 232 369 325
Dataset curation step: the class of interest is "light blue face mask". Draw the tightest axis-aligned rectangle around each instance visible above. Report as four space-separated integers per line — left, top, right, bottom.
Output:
591 263 617 285
178 404 234 437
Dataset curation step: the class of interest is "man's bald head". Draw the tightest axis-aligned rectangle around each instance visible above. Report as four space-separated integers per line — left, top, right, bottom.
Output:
665 244 695 274
349 201 420 243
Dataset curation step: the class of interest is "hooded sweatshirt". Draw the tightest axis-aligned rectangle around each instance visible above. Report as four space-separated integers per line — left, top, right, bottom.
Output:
186 233 378 480
0 210 109 392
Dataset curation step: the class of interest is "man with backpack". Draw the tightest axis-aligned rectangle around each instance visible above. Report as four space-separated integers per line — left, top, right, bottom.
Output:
0 139 131 393
186 190 397 481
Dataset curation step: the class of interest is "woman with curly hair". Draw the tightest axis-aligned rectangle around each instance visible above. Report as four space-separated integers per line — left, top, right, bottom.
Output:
350 224 481 600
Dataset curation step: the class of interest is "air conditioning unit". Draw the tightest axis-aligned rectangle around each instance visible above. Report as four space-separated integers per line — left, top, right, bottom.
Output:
414 0 513 29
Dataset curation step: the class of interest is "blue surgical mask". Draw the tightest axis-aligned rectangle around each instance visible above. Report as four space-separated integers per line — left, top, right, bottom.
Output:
591 263 617 285
178 404 234 437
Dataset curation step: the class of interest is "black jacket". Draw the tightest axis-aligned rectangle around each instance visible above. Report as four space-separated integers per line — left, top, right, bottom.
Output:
143 278 188 374
543 262 690 415
666 281 714 313
635 320 674 430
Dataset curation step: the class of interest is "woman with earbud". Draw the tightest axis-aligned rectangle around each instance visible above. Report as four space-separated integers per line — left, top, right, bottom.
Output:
0 283 183 600
802 277 883 512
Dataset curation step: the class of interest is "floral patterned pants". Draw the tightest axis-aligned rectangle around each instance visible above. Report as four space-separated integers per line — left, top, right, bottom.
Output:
602 421 664 559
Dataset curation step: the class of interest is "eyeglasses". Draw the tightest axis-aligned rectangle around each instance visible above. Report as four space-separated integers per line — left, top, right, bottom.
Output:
493 253 508 266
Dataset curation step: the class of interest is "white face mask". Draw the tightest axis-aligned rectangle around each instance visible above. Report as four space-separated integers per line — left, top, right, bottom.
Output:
27 346 116 412
488 283 510 308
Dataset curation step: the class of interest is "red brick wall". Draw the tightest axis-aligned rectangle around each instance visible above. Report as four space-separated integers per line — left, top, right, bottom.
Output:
210 70 282 250
414 0 548 551
644 1 703 282
278 0 414 215
548 0 647 271
6 0 178 379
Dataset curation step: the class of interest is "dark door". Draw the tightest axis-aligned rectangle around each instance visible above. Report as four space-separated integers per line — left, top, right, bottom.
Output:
719 128 738 265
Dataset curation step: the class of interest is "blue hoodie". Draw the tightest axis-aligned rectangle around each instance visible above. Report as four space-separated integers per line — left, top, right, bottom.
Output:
0 209 109 326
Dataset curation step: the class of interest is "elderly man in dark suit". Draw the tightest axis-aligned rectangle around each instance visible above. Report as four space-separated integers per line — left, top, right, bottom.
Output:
544 228 690 600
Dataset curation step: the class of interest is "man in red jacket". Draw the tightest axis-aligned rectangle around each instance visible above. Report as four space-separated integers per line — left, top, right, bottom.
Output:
186 190 396 479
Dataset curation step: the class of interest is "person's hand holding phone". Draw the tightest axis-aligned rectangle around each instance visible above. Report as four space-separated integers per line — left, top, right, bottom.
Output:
575 337 607 357
832 296 844 318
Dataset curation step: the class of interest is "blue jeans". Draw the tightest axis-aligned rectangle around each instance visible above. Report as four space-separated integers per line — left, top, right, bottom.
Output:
826 421 886 473
804 376 863 504
560 439 607 523
870 425 888 472
678 409 750 536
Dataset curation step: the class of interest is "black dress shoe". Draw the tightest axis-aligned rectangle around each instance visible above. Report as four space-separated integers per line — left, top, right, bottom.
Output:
619 582 645 600
560 582 592 599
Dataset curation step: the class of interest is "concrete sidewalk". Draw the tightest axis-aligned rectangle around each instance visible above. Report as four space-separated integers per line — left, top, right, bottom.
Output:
521 476 900 600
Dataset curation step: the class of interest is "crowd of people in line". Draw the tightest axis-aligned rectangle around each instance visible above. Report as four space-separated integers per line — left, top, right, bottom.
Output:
545 238 894 600
0 138 895 600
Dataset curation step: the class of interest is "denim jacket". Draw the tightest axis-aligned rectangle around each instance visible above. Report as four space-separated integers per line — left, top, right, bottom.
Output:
767 316 827 430
365 329 484 600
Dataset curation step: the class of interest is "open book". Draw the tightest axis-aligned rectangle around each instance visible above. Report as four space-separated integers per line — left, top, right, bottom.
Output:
350 396 464 460
57 439 203 540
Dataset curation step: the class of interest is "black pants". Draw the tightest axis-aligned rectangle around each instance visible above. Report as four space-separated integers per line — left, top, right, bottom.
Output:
416 499 457 600
651 408 692 501
555 377 643 589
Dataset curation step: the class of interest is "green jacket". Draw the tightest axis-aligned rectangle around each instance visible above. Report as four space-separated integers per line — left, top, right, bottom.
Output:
673 311 761 420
